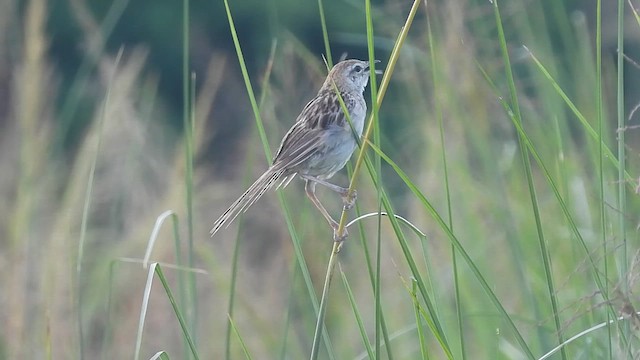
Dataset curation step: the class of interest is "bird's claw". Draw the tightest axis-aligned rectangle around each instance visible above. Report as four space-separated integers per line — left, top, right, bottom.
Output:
342 189 357 210
332 226 348 242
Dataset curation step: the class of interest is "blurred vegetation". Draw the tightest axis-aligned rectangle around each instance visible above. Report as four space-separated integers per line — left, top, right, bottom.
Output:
1 0 640 359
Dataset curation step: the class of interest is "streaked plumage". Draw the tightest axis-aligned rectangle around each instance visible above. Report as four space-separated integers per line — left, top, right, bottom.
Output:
211 59 378 240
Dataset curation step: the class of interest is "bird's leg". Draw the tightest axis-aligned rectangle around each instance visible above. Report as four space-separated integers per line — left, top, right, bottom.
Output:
304 180 348 242
302 175 357 210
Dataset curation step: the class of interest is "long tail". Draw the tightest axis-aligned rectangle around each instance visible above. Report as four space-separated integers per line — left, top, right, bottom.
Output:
210 167 289 237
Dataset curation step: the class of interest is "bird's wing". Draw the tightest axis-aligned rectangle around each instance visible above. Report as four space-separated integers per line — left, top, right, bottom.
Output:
272 92 348 170
271 125 325 171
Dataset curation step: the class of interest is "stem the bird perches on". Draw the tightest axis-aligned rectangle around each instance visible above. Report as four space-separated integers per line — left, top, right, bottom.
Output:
309 1 422 359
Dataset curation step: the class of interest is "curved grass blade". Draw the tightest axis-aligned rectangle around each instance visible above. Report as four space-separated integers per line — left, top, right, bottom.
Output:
134 263 200 360
346 212 426 238
538 312 640 360
150 351 171 360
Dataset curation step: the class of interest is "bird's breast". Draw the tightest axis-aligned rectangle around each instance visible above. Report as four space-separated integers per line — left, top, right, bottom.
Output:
341 93 366 136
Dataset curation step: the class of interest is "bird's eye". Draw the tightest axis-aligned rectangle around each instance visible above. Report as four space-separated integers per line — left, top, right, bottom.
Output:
353 65 363 73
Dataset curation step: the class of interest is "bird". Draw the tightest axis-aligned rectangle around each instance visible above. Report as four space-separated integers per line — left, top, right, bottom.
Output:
210 59 380 241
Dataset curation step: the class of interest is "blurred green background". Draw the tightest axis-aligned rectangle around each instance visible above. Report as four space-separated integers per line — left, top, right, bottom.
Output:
2 0 640 359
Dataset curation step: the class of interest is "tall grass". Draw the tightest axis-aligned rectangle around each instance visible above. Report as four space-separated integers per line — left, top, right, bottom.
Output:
1 0 639 359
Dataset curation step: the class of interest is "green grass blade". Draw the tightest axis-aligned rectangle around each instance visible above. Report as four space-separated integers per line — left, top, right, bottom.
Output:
309 243 340 360
351 122 452 356
491 1 563 357
224 192 246 360
222 0 271 160
477 62 634 354
280 200 334 360
538 313 640 360
224 40 276 360
629 0 640 27
312 2 441 359
141 210 184 322
412 280 429 360
134 263 154 360
350 201 396 360
525 49 634 184
339 265 375 360
341 117 452 356
615 0 629 346
595 0 613 357
227 315 254 360
155 264 200 359
101 260 118 360
397 268 450 358
365 139 532 358
223 1 336 357
76 48 123 360
363 1 386 358
142 210 184 332
361 153 454 358
425 5 463 358
342 0 420 191
106 257 209 360
316 0 332 66
134 263 200 360
185 70 198 353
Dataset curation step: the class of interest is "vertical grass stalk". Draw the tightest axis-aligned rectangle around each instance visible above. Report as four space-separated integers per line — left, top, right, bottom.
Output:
225 41 276 360
340 266 375 359
351 182 395 359
615 0 628 335
491 1 565 357
224 209 244 360
311 1 426 359
412 280 429 359
317 0 332 66
182 0 199 350
425 3 464 358
595 0 613 357
76 48 123 360
363 0 385 358
155 264 201 359
223 1 335 357
227 315 253 360
366 140 530 358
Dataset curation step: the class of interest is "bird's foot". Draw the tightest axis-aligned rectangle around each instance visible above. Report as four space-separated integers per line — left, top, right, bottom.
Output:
341 189 357 210
332 225 348 242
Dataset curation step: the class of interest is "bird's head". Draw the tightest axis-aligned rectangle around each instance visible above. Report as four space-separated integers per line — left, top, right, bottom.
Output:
323 59 382 93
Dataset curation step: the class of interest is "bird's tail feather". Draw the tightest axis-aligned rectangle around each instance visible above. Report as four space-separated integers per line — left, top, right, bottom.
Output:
210 167 287 237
